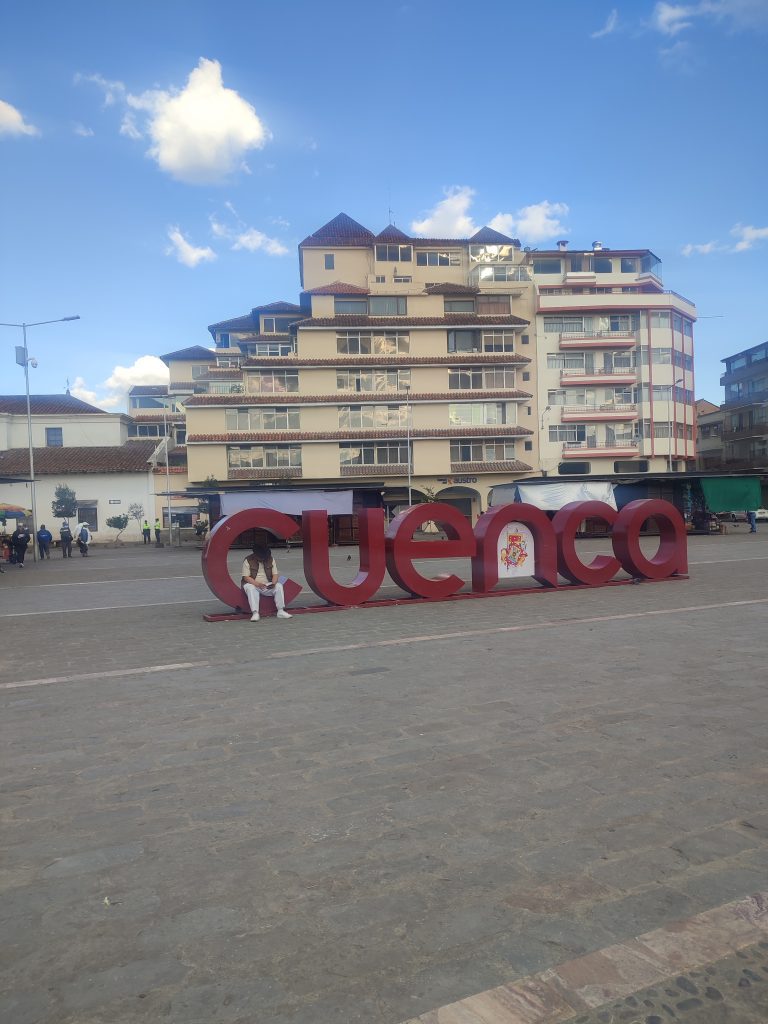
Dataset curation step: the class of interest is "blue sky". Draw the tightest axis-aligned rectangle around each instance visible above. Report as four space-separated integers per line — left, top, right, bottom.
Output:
1 0 766 408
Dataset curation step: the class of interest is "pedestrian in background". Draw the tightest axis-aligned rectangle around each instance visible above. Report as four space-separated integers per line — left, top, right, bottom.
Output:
747 510 758 533
37 524 53 559
154 518 161 543
75 522 92 556
60 520 73 558
11 522 31 567
142 520 152 544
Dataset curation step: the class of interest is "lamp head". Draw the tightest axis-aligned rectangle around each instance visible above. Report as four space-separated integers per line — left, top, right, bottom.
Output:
29 358 38 369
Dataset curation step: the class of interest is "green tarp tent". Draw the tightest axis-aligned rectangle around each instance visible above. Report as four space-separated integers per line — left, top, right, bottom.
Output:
700 477 761 513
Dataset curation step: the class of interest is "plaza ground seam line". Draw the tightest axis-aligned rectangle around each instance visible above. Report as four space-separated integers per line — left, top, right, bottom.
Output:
267 597 768 659
0 660 212 690
0 598 215 619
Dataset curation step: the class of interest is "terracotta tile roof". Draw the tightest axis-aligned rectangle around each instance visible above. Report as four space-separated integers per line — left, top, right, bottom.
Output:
449 459 532 473
184 388 532 406
160 346 216 363
296 314 530 328
300 213 376 247
424 282 480 295
129 412 185 422
252 301 305 314
0 442 158 476
375 225 411 241
340 464 408 477
239 354 531 367
127 385 170 397
468 227 520 245
305 281 369 295
208 313 257 333
188 426 533 444
0 394 110 415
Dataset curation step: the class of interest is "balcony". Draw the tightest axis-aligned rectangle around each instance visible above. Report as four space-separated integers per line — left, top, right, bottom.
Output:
228 466 302 480
558 332 637 349
722 422 768 441
560 367 637 386
561 404 638 422
561 441 639 458
340 463 409 477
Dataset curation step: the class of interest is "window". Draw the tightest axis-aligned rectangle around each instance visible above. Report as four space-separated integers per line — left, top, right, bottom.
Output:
369 296 407 315
216 356 241 368
683 319 693 338
593 257 613 273
191 364 209 379
375 275 386 284
77 505 98 532
416 250 460 266
334 299 368 315
544 316 584 333
521 334 529 345
476 265 528 282
227 445 301 469
46 427 63 447
450 439 517 463
444 299 475 313
336 331 409 355
246 341 294 357
226 407 300 431
449 366 517 389
324 254 335 270
650 311 671 329
128 423 164 438
375 244 412 262
569 256 584 272
477 295 510 315
448 330 480 353
262 316 297 333
449 402 511 426
393 275 412 283
216 332 230 347
558 462 591 474
248 370 299 393
550 425 587 443
532 258 561 274
547 353 585 369
175 428 186 444
338 405 408 429
336 368 410 392
340 441 409 465
640 253 662 277
620 258 638 273
524 441 533 451
482 330 515 352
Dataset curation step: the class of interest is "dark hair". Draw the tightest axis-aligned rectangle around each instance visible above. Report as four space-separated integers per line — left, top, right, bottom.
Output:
252 544 271 560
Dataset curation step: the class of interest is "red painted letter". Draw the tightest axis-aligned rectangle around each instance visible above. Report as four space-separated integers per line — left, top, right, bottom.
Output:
612 499 688 579
303 508 386 605
472 503 558 590
202 508 302 611
552 501 620 586
386 503 475 599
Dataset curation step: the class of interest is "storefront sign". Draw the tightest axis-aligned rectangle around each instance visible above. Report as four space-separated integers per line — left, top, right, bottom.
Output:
202 499 687 614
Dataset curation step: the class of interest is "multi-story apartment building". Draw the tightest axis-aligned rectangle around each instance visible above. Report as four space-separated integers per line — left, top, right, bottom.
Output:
127 385 187 446
176 214 539 520
720 341 768 470
531 241 697 476
695 399 724 469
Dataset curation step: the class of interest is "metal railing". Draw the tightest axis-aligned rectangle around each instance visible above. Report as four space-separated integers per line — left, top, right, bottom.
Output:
561 404 637 415
563 440 638 450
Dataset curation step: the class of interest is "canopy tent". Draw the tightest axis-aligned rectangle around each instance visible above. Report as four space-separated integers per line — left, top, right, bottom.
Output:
699 477 761 513
489 481 617 512
220 490 354 518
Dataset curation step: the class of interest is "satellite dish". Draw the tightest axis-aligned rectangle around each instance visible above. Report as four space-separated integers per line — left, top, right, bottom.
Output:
523 246 531 253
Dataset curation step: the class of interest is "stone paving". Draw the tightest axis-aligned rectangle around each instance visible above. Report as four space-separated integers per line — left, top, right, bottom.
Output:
1 529 767 1023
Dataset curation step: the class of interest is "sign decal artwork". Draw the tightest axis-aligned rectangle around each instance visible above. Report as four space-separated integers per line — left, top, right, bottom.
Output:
202 499 688 616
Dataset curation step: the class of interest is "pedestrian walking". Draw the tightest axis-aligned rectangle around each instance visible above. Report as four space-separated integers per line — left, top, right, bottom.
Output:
154 518 161 543
142 520 152 544
60 520 73 558
747 510 758 533
75 522 92 556
11 523 31 567
37 524 53 559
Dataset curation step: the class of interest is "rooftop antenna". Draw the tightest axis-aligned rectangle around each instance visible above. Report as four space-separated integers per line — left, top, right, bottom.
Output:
65 377 71 395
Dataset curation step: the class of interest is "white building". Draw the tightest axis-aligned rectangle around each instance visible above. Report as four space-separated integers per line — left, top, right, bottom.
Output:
0 393 130 450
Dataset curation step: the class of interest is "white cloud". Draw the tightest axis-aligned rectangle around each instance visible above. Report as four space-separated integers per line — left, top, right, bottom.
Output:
0 98 39 137
70 356 171 411
490 201 570 242
73 122 94 137
119 112 142 140
75 72 126 106
126 58 269 183
210 210 288 256
651 0 768 35
681 240 719 255
652 2 698 34
166 226 217 267
411 186 479 236
659 39 697 70
730 223 768 251
592 8 619 37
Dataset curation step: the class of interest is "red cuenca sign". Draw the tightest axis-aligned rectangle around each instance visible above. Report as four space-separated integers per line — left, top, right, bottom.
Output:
201 499 687 616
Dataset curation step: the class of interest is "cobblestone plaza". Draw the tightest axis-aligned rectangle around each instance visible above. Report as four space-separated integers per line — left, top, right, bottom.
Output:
1 529 768 1022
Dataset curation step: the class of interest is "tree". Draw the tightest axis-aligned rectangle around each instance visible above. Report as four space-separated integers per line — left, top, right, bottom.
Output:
197 476 219 518
128 503 144 531
106 515 129 543
51 484 78 521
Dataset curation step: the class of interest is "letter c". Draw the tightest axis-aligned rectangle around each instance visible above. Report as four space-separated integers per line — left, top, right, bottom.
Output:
552 501 620 585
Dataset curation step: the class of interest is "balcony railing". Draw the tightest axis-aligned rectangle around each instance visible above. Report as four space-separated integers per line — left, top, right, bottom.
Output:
563 440 638 452
559 331 636 341
561 404 637 418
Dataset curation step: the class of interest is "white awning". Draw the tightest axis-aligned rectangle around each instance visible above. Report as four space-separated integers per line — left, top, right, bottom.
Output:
490 481 617 511
220 490 354 517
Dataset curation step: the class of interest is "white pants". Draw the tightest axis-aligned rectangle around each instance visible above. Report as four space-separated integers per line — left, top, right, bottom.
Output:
243 582 286 613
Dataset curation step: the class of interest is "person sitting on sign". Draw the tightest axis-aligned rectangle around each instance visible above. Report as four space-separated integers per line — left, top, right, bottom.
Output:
241 544 292 621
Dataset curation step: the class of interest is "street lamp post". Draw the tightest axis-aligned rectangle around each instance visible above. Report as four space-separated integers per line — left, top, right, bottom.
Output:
403 384 412 506
162 407 173 546
0 317 80 561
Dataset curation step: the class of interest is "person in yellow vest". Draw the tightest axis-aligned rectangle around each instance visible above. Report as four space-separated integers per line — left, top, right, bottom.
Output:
142 520 151 544
241 545 292 620
154 518 161 543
